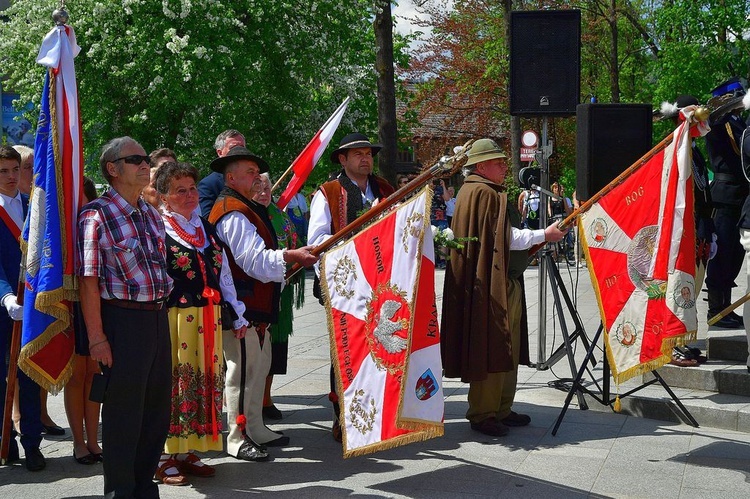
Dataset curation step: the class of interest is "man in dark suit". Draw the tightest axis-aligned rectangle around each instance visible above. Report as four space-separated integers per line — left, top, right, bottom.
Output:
197 129 245 217
0 145 45 471
705 79 748 328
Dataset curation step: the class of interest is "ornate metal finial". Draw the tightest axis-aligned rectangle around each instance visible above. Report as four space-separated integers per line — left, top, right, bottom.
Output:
52 8 69 26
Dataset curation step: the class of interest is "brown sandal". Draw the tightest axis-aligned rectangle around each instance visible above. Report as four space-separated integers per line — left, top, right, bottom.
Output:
155 458 189 486
177 453 215 477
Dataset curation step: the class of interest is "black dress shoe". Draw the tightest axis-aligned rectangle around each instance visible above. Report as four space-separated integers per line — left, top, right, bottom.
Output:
261 434 290 447
262 405 283 420
25 447 46 471
500 411 531 427
710 315 742 329
73 451 98 465
42 424 65 436
728 311 744 326
470 417 509 437
1 439 20 463
235 439 269 462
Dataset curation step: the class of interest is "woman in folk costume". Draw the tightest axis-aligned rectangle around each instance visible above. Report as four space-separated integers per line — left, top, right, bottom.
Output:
152 162 248 486
252 173 304 420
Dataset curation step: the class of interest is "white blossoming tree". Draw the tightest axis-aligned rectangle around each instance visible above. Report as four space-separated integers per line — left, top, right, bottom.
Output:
0 0 402 183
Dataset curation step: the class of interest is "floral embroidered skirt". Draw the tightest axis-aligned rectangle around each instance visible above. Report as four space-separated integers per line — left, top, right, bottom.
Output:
165 305 224 453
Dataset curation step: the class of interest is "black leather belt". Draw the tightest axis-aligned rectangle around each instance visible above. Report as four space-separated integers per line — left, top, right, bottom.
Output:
712 172 738 182
105 298 165 311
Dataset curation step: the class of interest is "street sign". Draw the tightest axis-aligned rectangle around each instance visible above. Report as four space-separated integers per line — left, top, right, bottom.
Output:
520 129 539 161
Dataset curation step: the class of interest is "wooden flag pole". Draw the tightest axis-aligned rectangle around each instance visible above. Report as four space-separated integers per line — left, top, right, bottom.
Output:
285 140 475 280
1 279 25 464
707 293 750 326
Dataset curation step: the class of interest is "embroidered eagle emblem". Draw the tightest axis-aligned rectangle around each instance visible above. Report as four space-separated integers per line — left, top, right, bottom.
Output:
373 300 408 354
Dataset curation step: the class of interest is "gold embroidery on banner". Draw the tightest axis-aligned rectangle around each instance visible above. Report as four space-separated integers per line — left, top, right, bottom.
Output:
349 389 377 435
401 212 425 253
624 185 645 206
332 256 357 299
604 274 619 288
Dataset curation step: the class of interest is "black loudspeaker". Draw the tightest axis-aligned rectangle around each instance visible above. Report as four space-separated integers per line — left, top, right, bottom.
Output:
509 10 581 116
576 103 653 200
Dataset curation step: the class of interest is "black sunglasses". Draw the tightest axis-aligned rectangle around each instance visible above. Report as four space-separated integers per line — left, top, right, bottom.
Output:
113 154 151 166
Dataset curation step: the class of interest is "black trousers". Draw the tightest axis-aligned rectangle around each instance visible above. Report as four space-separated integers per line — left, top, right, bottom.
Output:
706 205 744 310
0 316 42 453
100 302 171 499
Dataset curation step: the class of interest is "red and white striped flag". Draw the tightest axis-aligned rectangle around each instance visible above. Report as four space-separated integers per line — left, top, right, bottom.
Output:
580 109 707 383
276 97 349 210
321 188 444 457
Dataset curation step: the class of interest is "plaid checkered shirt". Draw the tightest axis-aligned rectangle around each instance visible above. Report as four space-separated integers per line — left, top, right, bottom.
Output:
77 188 173 301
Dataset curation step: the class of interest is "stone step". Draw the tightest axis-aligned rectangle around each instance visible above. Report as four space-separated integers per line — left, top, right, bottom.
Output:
649 361 750 397
707 333 748 363
582 378 750 433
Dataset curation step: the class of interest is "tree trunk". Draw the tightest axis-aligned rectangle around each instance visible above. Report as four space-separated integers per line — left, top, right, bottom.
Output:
374 1 398 186
609 0 620 102
503 0 521 182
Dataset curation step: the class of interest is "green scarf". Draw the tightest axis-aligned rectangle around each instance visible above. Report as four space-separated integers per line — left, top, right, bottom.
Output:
267 203 305 342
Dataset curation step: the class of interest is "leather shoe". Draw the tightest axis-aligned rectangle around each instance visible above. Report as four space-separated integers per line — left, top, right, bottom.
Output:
332 421 343 442
262 405 283 420
470 417 509 437
728 311 744 326
42 424 65 436
2 439 20 463
177 453 215 477
235 439 269 462
710 315 742 329
25 447 46 471
155 458 188 486
261 434 289 447
501 411 531 427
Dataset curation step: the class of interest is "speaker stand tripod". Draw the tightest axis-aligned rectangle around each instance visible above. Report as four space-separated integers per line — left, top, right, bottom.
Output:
551 323 700 436
535 248 596 409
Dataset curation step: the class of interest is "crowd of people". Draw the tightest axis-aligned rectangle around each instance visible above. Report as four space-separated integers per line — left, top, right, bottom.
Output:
3 76 750 497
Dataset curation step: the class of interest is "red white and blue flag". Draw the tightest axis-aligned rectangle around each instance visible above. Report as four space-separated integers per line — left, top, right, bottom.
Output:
276 97 349 210
580 109 707 383
321 188 444 457
18 24 84 393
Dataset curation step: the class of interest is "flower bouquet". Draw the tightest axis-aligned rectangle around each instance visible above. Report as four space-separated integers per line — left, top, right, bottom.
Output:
431 226 477 251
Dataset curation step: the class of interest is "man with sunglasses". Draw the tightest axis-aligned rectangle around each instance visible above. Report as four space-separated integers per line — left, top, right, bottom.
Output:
77 137 173 498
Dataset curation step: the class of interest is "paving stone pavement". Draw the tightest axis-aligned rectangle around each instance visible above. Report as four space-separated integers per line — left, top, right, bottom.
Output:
2 265 750 498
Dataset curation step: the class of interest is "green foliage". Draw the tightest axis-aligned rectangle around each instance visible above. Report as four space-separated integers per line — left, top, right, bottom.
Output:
0 0 396 186
645 0 750 104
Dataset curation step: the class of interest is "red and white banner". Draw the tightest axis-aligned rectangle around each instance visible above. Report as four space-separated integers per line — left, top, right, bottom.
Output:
580 109 707 384
276 97 349 210
321 188 444 457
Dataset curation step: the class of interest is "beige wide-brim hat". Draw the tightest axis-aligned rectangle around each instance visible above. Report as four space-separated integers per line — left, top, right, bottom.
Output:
464 138 507 167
